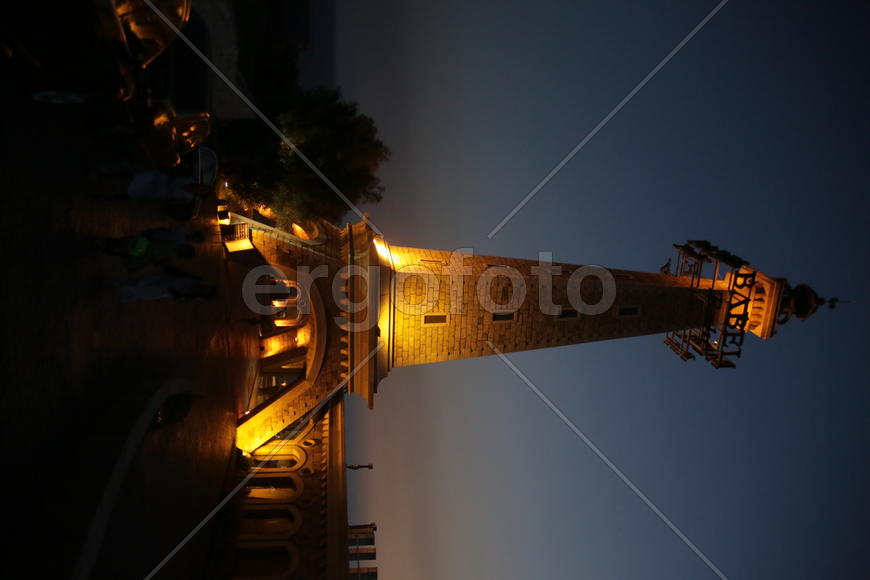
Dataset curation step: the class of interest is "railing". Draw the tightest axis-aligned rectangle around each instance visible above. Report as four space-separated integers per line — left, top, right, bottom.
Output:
220 221 248 241
664 240 754 369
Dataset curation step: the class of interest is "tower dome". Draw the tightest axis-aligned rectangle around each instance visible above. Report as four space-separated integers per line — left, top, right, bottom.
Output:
779 283 822 322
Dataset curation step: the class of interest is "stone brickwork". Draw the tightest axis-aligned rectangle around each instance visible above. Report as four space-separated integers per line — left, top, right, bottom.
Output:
237 223 729 446
236 221 349 453
260 328 301 359
388 246 721 368
234 397 348 579
227 220 813 578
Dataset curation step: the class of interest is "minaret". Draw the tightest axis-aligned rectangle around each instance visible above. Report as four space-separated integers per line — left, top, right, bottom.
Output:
383 245 718 364
232 218 824 455
343 226 822 406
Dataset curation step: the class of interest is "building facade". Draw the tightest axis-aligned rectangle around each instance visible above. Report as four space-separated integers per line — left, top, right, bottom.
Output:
222 214 822 579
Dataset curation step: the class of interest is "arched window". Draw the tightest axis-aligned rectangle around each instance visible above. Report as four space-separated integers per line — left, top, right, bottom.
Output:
240 507 301 536
246 474 302 501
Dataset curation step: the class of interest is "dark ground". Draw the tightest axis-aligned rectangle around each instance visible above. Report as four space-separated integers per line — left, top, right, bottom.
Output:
0 85 258 577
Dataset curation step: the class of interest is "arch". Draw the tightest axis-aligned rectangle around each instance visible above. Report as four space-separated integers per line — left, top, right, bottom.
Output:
239 504 303 538
246 471 304 502
232 542 300 579
251 442 307 471
260 347 308 373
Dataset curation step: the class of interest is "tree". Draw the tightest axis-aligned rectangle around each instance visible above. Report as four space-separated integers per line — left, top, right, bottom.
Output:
219 87 390 224
218 119 283 207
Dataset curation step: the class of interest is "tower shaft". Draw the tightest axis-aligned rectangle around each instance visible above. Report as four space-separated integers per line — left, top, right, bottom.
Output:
382 246 727 368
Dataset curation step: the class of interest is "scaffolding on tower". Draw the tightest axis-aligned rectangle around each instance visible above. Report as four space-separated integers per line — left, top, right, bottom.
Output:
664 240 757 369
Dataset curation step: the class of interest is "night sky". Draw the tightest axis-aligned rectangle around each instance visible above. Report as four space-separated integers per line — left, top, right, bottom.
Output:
331 1 870 578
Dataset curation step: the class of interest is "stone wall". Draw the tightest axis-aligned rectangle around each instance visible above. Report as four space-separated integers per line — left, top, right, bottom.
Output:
387 246 719 367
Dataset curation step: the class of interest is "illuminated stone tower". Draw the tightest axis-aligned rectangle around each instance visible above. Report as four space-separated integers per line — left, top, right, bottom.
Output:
226 216 823 579
345 227 823 406
383 245 717 365
231 217 823 450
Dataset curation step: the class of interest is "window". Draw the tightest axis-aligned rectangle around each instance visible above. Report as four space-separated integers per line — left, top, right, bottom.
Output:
492 312 514 322
247 477 299 501
557 308 578 319
424 314 447 325
258 457 299 469
619 305 640 317
241 508 298 536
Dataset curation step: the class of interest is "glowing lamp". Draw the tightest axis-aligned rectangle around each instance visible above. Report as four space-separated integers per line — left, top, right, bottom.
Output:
373 237 391 261
291 223 310 240
295 324 311 347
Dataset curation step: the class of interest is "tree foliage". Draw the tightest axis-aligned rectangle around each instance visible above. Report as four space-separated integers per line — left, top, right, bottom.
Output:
219 87 390 224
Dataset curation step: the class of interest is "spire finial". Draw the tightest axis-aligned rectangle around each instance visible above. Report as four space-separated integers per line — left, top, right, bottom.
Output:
821 296 850 310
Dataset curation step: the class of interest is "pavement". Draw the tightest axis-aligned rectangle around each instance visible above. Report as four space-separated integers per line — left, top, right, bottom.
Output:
0 86 259 578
